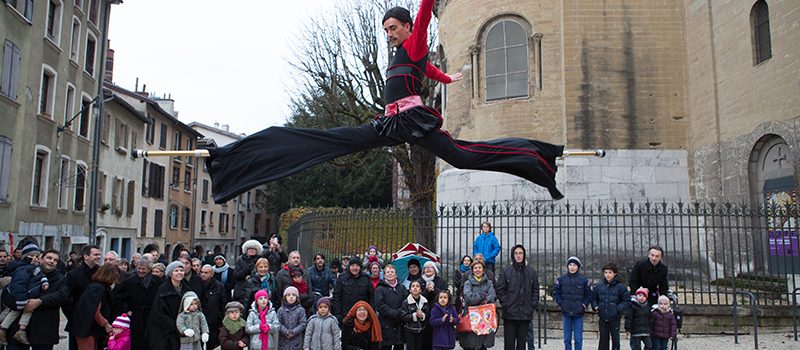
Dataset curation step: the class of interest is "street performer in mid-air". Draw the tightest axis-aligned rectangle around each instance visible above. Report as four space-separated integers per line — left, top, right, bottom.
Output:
204 0 565 204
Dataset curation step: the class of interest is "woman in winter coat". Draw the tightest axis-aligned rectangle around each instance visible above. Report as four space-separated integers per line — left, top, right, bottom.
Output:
452 255 471 313
303 297 341 350
246 289 280 350
401 280 429 350
458 260 496 350
277 286 307 350
147 261 192 350
72 264 119 350
242 258 277 307
373 264 407 350
233 240 264 304
112 256 161 350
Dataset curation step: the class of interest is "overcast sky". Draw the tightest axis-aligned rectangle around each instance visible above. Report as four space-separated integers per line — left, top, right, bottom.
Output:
108 0 335 136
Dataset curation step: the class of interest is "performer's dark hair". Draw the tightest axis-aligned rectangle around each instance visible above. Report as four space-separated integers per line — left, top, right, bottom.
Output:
383 6 413 31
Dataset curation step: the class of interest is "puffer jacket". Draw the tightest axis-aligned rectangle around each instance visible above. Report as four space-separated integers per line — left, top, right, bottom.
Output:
307 265 336 296
472 231 501 264
277 302 307 350
176 291 210 344
591 276 630 321
245 301 280 350
496 245 540 320
373 279 407 346
303 313 341 350
624 301 652 335
651 309 677 339
401 294 429 334
553 271 592 316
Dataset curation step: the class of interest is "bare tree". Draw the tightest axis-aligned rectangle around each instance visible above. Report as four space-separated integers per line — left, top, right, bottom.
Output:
288 0 441 249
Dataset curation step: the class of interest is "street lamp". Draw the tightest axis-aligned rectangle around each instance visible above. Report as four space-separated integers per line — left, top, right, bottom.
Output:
88 0 124 245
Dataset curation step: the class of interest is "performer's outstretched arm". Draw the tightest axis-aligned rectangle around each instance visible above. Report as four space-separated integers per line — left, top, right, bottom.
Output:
404 0 435 61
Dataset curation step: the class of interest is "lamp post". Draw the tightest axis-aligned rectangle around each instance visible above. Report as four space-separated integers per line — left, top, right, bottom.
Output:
88 0 123 245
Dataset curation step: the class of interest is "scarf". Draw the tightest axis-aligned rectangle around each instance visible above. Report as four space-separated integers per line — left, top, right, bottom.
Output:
259 274 272 291
370 276 381 289
346 301 382 343
213 263 229 274
222 316 245 334
474 274 483 283
258 303 271 348
385 279 398 288
459 263 470 274
291 278 309 295
421 273 435 284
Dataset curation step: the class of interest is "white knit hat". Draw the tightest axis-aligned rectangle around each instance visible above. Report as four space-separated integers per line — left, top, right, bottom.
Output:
112 314 130 329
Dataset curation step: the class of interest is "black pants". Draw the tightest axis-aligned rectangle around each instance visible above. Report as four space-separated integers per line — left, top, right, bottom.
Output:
503 319 530 350
598 318 621 350
381 345 404 350
207 108 564 203
405 329 424 350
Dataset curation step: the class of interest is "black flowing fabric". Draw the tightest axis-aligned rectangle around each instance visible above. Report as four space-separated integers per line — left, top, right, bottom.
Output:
206 107 564 203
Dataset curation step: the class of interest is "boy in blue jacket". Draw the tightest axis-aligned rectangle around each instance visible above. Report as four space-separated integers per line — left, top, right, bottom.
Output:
553 256 592 350
0 243 48 345
472 222 500 272
591 262 630 350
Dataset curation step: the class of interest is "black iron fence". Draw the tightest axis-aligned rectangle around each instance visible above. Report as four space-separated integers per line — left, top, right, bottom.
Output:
287 201 800 306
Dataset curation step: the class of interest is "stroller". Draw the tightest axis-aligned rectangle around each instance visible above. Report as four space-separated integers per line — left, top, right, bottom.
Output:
666 290 682 350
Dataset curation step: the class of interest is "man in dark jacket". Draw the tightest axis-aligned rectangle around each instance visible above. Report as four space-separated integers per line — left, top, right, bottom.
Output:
200 264 227 350
629 246 668 305
64 245 101 350
6 249 69 350
307 254 335 300
179 257 205 297
496 244 539 350
111 255 161 350
592 262 631 350
275 251 311 298
332 257 373 321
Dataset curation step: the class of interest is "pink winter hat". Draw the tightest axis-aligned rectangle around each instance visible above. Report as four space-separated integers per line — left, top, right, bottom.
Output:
255 289 270 302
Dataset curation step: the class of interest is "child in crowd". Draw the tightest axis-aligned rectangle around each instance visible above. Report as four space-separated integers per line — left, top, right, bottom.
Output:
402 280 429 350
650 295 678 350
278 286 307 350
220 301 249 350
0 243 47 345
591 262 630 350
303 297 341 350
430 290 460 350
176 291 210 350
553 256 592 350
107 313 131 350
625 287 653 350
246 289 280 350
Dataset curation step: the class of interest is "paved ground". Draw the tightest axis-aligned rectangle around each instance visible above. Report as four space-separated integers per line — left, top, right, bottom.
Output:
47 310 796 350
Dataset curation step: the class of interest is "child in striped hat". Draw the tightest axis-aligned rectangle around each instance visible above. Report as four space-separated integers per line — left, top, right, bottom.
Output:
0 242 47 345
108 314 131 350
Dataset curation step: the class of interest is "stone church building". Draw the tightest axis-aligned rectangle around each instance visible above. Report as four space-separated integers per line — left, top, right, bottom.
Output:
434 0 799 207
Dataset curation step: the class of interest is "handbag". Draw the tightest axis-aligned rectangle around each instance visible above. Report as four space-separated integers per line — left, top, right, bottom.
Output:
466 303 498 335
456 310 472 333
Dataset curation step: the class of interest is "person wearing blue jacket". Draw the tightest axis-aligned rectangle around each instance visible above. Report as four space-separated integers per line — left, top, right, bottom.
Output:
553 256 592 350
591 262 630 350
472 222 500 272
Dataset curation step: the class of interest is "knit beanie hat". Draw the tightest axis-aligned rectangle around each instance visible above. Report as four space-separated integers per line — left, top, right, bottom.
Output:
423 261 439 273
348 257 362 267
368 245 378 253
289 265 304 277
635 287 649 297
225 301 244 313
255 289 270 303
316 296 331 309
214 255 226 263
165 260 184 278
407 258 420 268
21 243 40 260
283 286 299 297
112 314 130 329
567 256 581 269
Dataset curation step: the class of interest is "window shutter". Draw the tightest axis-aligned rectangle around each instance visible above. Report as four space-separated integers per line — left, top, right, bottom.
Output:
0 137 11 202
126 181 135 216
24 0 34 22
9 43 19 99
1 41 12 97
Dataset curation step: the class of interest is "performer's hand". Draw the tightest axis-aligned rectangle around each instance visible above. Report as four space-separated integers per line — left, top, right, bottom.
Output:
448 72 463 82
